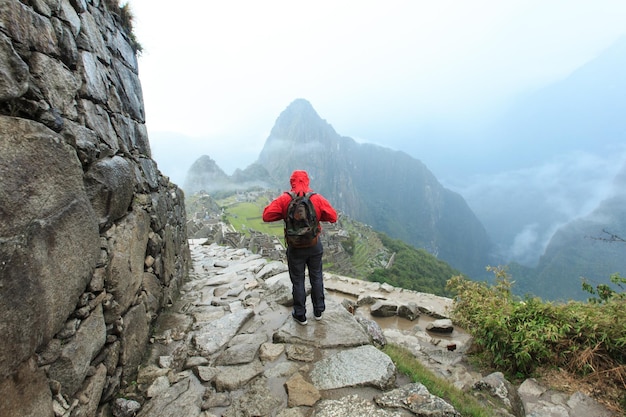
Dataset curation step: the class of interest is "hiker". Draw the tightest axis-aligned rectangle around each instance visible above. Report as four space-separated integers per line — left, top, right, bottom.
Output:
262 170 338 325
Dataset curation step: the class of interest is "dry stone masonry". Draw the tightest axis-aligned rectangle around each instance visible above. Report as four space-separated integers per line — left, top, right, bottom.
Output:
0 1 189 416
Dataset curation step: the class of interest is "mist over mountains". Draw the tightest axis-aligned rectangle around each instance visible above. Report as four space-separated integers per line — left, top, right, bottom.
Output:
152 37 626 300
184 99 493 279
441 35 626 267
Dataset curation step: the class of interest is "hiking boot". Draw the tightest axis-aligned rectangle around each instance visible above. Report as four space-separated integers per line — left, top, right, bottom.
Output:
314 311 323 321
292 312 308 325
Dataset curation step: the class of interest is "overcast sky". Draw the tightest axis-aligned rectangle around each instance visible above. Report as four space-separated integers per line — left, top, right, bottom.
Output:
129 0 626 178
128 1 626 266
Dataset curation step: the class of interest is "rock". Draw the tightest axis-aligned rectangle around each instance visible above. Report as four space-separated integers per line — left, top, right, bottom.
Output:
192 308 254 356
119 303 151 382
84 155 136 228
0 116 100 381
112 398 141 417
309 345 396 391
473 372 525 417
227 332 267 348
264 362 301 379
195 366 218 383
222 377 281 417
398 302 420 321
259 342 285 362
215 342 261 365
146 376 170 398
426 318 454 333
356 294 379 306
370 300 399 317
47 304 106 396
315 394 402 417
256 261 288 280
72 364 107 417
567 391 613 417
285 344 316 362
517 378 547 398
185 356 210 369
285 373 321 407
341 298 358 313
136 374 205 417
158 356 173 369
136 365 169 389
518 378 613 417
264 272 297 305
214 260 229 268
355 315 387 347
0 358 54 417
374 383 461 416
214 360 264 392
276 408 308 417
273 300 371 348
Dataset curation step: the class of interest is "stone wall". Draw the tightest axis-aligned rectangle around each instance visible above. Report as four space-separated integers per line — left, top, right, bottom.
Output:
0 1 190 416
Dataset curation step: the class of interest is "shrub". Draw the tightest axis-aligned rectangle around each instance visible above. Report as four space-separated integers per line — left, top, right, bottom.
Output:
446 267 626 391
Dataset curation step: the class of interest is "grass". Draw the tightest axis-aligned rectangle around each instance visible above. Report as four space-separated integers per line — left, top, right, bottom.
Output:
446 268 626 415
225 201 280 236
383 344 495 417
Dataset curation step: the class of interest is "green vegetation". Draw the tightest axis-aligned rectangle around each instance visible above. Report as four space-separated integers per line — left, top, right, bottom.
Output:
105 0 143 52
187 192 461 297
213 193 282 236
383 344 495 417
367 233 460 296
226 200 282 236
582 272 626 304
446 266 626 412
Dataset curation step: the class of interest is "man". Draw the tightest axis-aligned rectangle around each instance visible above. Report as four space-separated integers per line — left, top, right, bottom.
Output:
262 170 338 325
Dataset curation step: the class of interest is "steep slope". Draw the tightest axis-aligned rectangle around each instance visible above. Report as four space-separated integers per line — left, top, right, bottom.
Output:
528 162 626 301
257 99 493 278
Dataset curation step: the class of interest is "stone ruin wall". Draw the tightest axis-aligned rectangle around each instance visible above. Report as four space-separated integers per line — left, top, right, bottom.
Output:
0 1 190 416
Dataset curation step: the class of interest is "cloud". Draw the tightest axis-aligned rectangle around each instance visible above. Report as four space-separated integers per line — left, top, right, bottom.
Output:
131 0 626 144
449 147 626 265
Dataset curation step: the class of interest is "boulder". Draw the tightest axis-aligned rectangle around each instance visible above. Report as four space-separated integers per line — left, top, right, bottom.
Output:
0 116 99 379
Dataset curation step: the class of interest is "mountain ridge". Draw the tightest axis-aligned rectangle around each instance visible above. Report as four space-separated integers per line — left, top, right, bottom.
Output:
185 99 494 279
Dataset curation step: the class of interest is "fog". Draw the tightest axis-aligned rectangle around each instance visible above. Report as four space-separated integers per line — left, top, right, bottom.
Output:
134 0 626 266
445 149 626 265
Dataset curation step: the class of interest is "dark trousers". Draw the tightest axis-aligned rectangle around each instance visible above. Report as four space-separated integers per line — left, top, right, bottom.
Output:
287 238 325 317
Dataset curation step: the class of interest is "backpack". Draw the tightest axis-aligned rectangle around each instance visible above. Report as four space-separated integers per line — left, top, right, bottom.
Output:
284 191 319 248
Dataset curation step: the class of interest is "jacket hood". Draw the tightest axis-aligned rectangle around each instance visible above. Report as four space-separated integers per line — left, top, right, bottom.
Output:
290 170 312 194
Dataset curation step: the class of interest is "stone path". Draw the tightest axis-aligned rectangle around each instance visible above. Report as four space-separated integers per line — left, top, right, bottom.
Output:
113 240 616 417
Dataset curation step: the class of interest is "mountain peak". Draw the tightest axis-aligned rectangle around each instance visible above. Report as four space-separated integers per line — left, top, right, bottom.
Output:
281 98 318 118
183 155 229 193
272 98 326 133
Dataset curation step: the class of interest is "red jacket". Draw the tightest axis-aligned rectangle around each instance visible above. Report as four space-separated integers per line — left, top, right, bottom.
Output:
262 170 338 230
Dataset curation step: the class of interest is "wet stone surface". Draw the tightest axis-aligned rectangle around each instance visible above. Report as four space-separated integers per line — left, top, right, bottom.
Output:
121 240 616 417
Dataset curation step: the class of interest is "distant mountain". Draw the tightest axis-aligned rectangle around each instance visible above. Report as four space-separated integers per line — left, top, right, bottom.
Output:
453 36 626 296
256 99 493 278
523 162 626 301
184 156 275 194
184 155 230 193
